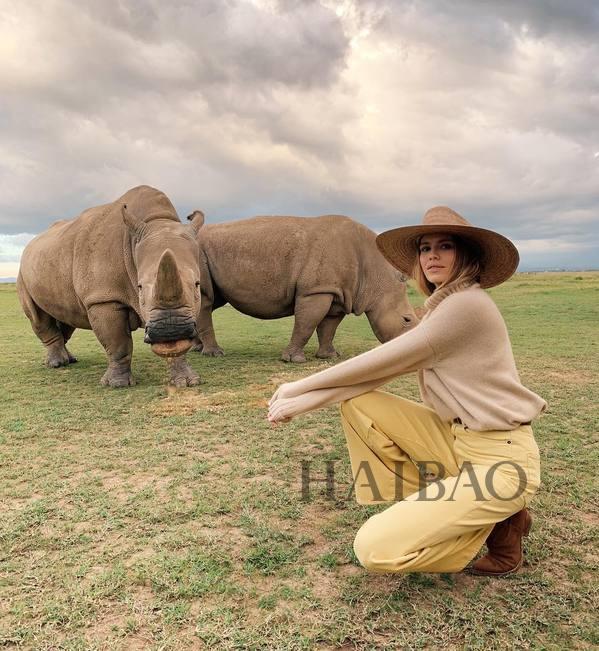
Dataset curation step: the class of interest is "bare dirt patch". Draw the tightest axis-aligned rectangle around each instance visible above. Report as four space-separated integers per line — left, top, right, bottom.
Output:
149 390 238 416
542 369 596 385
295 427 336 455
578 510 599 526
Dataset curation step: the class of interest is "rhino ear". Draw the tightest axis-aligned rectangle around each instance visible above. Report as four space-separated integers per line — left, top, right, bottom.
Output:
121 204 143 234
187 209 205 235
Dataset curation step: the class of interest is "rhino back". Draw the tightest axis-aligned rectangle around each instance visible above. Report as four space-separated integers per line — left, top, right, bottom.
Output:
19 186 172 327
200 215 374 317
19 216 96 328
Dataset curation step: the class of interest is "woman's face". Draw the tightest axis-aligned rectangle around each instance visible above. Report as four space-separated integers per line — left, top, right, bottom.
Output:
419 233 456 287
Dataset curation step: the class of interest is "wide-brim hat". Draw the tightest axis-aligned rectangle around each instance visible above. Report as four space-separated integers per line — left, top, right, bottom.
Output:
375 206 519 289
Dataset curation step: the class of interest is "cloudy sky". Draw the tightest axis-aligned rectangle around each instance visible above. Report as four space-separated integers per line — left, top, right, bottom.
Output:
1 0 598 277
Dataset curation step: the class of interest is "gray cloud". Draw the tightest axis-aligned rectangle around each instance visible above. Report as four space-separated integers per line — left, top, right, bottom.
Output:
0 0 354 225
0 0 597 271
378 0 599 46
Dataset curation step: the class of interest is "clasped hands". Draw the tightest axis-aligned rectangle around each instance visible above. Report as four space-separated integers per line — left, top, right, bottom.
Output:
267 381 330 426
267 381 302 426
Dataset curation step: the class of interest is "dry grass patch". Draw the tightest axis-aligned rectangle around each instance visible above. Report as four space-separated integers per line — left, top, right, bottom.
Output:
149 389 238 417
543 368 596 385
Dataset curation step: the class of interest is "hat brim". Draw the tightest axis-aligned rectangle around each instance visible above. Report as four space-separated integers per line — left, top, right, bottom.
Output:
375 224 519 289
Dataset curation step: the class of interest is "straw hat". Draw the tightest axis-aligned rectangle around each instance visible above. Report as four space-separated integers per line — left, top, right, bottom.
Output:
375 206 520 289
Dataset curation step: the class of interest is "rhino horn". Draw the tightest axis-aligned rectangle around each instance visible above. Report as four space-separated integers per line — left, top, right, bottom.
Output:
153 249 184 307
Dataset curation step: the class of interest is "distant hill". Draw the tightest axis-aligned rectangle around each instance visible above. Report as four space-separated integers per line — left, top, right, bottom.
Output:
518 268 599 273
0 277 17 283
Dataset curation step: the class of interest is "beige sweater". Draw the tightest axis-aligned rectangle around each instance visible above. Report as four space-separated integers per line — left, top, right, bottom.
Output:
268 280 548 431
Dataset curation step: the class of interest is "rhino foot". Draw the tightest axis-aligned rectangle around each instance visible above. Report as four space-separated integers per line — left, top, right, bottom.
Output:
201 346 224 357
46 347 72 368
66 348 78 364
167 357 201 387
316 348 341 359
281 349 307 363
101 367 136 388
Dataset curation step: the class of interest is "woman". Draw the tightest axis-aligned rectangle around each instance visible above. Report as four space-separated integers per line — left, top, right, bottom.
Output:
267 206 547 577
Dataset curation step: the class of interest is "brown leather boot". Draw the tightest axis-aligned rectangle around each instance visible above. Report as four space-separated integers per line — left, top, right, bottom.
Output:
470 509 532 577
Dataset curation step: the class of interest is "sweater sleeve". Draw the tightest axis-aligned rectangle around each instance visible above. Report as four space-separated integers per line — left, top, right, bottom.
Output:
267 373 403 423
284 321 437 397
283 289 488 399
298 372 405 409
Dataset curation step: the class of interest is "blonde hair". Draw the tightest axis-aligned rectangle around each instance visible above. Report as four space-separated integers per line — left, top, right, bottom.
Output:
411 234 482 296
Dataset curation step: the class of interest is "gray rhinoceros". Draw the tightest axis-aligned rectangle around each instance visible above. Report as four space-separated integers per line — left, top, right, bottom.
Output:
185 212 417 362
17 185 205 387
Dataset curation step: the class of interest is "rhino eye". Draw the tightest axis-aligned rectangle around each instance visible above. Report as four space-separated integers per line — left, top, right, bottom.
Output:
195 281 200 288
137 284 142 290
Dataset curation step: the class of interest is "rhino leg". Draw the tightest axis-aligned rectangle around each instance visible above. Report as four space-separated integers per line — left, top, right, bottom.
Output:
17 279 77 368
166 356 201 387
190 337 204 353
196 300 224 356
197 333 224 357
281 294 334 363
87 303 135 388
316 313 345 359
58 322 78 364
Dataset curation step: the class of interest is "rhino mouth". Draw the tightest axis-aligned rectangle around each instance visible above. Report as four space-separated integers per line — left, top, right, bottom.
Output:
150 339 194 358
144 315 197 358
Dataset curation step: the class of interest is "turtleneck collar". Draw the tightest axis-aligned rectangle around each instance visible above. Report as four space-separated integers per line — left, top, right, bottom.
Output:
423 279 480 314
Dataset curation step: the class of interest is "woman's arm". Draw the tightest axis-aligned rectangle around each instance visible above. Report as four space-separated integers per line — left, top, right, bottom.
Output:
267 373 399 424
270 288 489 403
270 323 436 401
268 288 488 422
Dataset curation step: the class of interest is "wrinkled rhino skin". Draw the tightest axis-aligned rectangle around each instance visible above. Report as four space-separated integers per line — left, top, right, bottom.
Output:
187 213 418 362
17 185 205 387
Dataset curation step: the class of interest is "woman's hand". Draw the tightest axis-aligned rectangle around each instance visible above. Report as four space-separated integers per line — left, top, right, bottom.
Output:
268 395 310 425
267 397 297 425
267 390 327 425
268 381 297 406
267 387 345 425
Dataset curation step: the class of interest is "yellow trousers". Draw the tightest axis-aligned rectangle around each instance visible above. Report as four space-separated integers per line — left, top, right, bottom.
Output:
340 391 541 573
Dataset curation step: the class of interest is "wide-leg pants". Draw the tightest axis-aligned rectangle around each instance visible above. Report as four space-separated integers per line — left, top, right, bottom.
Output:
340 390 541 573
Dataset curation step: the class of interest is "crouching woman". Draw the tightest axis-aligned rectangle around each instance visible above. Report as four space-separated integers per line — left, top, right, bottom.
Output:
267 206 547 577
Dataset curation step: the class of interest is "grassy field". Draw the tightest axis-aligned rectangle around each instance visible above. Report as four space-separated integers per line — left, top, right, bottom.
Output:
0 272 598 650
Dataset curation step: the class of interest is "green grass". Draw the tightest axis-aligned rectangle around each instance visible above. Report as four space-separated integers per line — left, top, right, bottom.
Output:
0 272 598 649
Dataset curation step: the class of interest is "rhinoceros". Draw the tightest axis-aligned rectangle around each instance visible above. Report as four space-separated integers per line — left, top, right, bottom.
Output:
185 212 417 362
17 185 205 387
